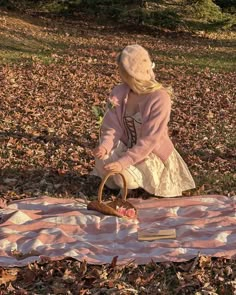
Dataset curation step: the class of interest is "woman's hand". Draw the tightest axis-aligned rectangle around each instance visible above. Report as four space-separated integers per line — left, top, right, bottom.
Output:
93 146 107 159
104 161 122 172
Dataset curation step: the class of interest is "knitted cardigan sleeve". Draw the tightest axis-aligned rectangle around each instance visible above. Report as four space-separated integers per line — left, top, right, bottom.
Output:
118 90 171 169
99 90 124 154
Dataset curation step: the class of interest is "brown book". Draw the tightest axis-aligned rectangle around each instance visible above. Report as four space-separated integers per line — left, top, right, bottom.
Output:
138 229 176 241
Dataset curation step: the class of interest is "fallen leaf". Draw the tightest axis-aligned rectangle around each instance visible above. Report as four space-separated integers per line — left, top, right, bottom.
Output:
0 269 18 285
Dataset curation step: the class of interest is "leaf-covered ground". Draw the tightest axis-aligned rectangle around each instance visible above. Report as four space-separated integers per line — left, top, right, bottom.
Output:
0 9 235 295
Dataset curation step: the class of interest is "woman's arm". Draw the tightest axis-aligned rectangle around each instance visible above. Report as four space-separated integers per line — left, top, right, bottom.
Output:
99 96 124 154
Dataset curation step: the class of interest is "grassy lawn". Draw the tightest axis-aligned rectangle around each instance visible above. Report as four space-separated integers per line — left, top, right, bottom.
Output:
0 11 72 63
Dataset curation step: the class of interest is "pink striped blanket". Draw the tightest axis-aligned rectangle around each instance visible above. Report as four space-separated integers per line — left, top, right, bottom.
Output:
0 195 235 267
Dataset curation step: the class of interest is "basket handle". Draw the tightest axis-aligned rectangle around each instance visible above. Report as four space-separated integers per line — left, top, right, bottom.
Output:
98 171 127 203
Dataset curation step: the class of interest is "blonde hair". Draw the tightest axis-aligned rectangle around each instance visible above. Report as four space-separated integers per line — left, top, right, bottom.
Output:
117 55 173 97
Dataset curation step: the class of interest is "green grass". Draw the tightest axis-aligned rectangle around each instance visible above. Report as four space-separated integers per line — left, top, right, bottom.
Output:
154 47 236 72
0 11 72 64
185 17 236 32
0 34 70 64
194 171 236 195
0 9 235 71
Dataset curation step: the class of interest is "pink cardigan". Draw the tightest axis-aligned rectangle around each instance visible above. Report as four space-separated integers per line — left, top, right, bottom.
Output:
100 84 174 169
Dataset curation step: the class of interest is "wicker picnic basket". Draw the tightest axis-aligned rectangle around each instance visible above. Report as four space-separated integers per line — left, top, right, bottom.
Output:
87 172 137 218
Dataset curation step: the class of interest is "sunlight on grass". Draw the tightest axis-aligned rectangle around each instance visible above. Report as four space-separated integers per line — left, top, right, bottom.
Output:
0 51 56 64
1 10 235 72
154 48 236 72
0 12 72 64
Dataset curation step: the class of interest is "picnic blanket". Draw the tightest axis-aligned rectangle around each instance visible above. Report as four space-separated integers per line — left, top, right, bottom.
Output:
0 195 235 267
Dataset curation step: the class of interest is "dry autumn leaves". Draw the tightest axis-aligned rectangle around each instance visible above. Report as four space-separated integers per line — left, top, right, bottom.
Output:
0 8 235 295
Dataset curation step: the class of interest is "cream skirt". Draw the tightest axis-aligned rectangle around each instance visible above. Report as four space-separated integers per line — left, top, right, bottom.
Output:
92 141 196 197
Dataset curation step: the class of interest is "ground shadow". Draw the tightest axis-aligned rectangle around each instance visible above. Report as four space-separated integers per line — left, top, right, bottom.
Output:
0 166 152 204
0 167 111 201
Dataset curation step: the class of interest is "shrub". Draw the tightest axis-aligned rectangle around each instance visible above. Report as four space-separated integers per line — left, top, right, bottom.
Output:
191 0 223 21
150 9 183 30
214 0 236 13
41 0 82 14
0 0 17 9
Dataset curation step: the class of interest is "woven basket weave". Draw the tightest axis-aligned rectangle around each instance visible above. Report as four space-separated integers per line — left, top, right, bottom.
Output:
87 172 137 218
